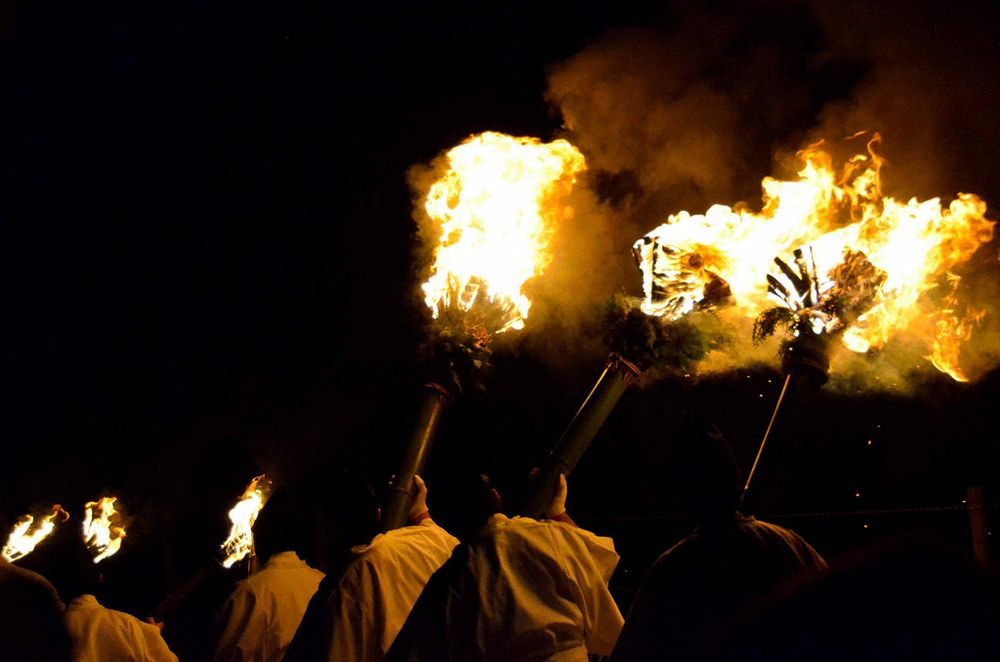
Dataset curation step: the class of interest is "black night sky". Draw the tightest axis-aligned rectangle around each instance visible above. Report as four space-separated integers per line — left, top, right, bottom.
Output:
3 0 1000 627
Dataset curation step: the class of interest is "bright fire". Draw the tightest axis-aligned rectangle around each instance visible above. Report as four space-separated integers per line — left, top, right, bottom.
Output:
2 505 69 562
82 497 127 564
220 475 272 569
419 131 586 334
927 273 985 382
634 135 994 379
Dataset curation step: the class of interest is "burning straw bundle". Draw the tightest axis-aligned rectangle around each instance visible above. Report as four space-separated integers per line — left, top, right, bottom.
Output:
2 505 69 563
387 131 586 530
754 247 886 373
744 247 886 501
603 293 730 378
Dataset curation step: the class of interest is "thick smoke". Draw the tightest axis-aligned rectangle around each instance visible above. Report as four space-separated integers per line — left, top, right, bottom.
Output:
530 0 1000 388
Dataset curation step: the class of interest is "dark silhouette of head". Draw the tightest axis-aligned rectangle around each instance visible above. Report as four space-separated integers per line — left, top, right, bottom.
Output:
252 485 312 562
291 464 381 572
670 412 742 524
444 472 502 541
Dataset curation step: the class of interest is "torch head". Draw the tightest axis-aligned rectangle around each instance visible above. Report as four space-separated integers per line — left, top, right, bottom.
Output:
670 413 742 526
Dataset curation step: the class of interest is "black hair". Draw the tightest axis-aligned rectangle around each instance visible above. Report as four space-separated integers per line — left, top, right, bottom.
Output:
670 412 742 522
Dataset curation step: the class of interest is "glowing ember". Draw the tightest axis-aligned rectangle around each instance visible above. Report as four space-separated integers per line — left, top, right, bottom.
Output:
220 475 272 569
82 497 127 564
2 505 69 562
635 135 994 380
419 131 586 335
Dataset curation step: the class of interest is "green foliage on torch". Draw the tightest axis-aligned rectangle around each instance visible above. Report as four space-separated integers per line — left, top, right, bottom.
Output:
603 293 730 378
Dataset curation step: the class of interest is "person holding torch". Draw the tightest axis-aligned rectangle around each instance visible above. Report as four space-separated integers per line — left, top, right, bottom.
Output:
211 486 325 662
285 473 458 662
388 470 623 661
609 414 827 662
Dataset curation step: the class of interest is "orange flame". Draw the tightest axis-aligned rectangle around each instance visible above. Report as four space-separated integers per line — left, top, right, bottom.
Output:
2 505 69 562
635 135 994 379
82 497 126 564
419 131 586 334
220 475 272 569
927 273 985 382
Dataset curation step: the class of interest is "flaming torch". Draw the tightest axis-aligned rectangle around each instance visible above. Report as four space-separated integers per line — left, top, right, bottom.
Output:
219 474 272 569
154 474 273 622
153 474 273 621
2 505 69 563
632 133 994 506
633 134 994 381
82 496 127 564
744 247 887 501
384 131 586 530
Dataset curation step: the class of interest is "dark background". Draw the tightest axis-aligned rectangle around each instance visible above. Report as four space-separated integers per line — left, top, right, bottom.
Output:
2 0 999 633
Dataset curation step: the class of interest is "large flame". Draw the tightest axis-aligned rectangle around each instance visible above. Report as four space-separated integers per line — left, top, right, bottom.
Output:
219 475 272 569
2 505 69 562
82 497 126 564
927 273 985 382
419 131 586 334
635 135 994 379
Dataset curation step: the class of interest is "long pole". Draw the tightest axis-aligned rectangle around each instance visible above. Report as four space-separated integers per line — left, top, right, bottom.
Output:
520 353 641 519
742 335 829 509
381 383 453 531
742 371 793 500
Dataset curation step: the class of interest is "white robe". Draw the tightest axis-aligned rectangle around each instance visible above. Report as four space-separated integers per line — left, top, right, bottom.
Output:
392 514 624 661
212 551 325 662
65 594 177 662
321 519 459 662
445 514 624 661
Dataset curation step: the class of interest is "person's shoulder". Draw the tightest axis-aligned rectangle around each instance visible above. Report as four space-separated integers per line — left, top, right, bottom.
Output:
497 515 620 559
0 559 64 608
380 522 459 551
98 602 161 640
741 517 811 544
739 517 827 567
652 531 700 564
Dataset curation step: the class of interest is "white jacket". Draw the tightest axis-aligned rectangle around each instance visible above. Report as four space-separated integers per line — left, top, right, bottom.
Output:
212 551 325 662
65 594 177 662
320 520 459 662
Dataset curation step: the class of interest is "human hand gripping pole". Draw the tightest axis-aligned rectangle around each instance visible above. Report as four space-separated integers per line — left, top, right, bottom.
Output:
545 474 576 526
409 475 432 525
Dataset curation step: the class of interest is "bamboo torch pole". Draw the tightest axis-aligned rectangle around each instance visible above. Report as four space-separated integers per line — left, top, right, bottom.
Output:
381 383 453 531
741 335 829 507
520 353 641 519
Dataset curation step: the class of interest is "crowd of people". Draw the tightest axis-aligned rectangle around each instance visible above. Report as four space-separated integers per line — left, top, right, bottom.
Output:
3 414 999 661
